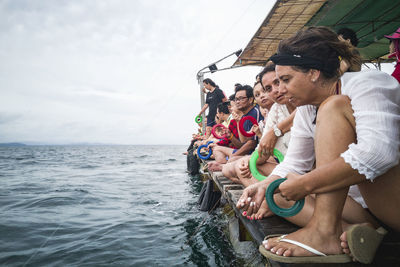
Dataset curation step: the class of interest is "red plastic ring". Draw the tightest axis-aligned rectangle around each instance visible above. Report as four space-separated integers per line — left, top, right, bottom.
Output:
211 124 227 139
239 116 258 137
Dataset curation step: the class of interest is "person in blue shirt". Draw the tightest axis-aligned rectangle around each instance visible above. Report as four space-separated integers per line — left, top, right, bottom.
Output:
208 84 264 172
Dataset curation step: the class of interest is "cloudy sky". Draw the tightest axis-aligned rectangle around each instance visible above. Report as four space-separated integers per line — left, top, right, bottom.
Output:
0 0 275 145
0 1 395 145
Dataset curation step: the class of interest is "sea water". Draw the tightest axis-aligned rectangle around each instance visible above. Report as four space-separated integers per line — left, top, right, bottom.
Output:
0 145 250 266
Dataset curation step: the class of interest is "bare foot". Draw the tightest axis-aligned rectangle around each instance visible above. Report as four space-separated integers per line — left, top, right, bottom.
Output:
207 161 223 172
340 222 374 260
263 226 343 257
250 200 274 220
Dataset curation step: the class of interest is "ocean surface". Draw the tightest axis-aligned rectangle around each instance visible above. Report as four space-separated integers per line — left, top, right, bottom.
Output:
0 145 257 266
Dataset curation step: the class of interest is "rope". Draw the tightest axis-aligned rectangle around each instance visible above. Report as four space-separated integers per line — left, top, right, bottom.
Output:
23 194 89 266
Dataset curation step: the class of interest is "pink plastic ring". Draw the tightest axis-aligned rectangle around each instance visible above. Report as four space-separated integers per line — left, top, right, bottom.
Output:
211 124 227 139
239 116 258 137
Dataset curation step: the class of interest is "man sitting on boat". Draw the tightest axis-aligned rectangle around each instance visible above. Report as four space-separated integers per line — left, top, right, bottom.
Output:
207 85 264 171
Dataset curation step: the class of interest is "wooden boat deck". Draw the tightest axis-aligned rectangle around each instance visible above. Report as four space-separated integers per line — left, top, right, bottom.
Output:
201 163 400 267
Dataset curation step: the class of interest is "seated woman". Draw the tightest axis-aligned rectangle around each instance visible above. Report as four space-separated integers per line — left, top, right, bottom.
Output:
237 26 400 264
222 63 296 188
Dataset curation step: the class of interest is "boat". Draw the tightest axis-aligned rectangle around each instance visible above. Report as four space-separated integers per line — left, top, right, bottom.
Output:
189 0 400 266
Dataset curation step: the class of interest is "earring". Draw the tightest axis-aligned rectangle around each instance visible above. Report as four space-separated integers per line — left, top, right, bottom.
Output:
312 79 316 82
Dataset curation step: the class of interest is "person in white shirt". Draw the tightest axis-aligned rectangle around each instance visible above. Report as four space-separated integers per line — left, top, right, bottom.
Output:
222 64 296 210
237 26 400 264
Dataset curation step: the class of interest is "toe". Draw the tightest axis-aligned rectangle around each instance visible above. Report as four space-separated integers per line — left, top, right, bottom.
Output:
283 249 292 257
340 231 347 242
276 247 285 256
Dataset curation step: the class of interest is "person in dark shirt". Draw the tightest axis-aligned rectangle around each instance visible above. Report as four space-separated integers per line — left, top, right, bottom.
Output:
337 28 361 73
207 85 264 171
198 78 227 138
233 85 264 156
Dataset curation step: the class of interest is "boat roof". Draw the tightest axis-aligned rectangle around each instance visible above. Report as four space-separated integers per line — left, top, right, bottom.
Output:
234 0 400 67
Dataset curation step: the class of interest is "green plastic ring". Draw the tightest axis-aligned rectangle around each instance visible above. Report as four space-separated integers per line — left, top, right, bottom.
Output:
195 115 203 123
265 178 305 217
249 149 285 181
273 148 284 163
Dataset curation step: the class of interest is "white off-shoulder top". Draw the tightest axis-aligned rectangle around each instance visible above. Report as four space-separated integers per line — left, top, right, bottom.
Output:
270 70 400 207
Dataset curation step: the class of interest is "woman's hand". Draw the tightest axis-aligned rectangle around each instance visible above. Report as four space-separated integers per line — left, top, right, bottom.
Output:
236 181 268 216
250 125 262 139
278 173 310 201
238 158 252 178
259 129 278 156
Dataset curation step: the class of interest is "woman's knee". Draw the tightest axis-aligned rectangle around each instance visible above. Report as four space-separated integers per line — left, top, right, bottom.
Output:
213 146 222 153
222 161 235 177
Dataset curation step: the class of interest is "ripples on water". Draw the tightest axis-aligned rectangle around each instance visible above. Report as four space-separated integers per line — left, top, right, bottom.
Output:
0 145 247 266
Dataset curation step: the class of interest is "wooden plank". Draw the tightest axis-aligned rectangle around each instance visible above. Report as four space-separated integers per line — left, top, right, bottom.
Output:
203 167 400 266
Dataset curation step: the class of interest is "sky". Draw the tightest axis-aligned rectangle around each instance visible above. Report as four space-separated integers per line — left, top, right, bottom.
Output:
0 0 275 145
0 0 396 145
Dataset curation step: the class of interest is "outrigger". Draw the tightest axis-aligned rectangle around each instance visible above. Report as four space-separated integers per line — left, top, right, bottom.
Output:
190 0 400 266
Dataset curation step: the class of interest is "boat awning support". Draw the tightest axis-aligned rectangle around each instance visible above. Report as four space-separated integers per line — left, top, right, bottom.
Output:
196 49 243 133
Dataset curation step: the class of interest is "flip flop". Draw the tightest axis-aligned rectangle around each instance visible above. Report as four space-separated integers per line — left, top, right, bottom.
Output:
259 234 352 263
346 225 387 264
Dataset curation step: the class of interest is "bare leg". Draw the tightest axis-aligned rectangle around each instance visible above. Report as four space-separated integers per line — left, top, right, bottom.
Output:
233 156 257 187
358 164 400 231
205 126 212 139
228 155 278 187
207 161 223 172
222 160 242 184
265 96 371 257
340 160 400 255
257 159 279 177
272 194 376 229
212 146 234 164
227 155 242 163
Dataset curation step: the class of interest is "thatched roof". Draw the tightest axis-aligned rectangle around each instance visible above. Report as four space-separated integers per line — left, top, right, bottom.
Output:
234 0 400 66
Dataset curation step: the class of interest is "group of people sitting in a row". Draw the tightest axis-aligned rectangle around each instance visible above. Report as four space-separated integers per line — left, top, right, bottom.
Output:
187 26 400 264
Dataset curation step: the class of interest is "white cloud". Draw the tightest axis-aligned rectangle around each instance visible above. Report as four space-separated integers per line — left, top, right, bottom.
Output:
0 0 273 144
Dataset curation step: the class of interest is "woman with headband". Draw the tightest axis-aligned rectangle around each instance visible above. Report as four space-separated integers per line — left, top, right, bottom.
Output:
222 63 297 218
236 26 400 264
